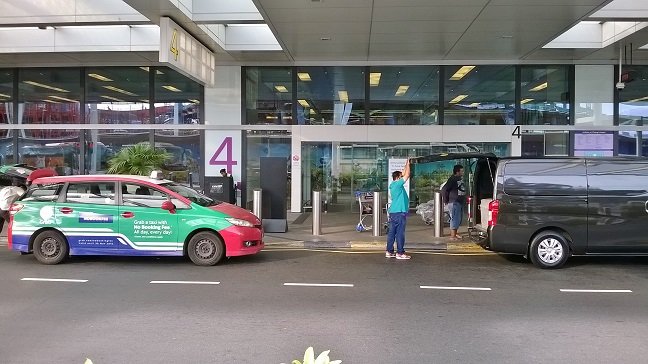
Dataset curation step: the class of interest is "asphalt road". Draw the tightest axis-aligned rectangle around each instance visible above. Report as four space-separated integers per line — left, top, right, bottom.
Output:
1 246 648 364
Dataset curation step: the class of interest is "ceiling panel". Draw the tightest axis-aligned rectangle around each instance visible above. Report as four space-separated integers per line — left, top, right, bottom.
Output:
477 5 599 20
490 0 607 6
371 6 483 21
371 20 472 34
263 7 371 23
256 0 373 9
370 32 463 44
271 22 370 35
373 0 488 7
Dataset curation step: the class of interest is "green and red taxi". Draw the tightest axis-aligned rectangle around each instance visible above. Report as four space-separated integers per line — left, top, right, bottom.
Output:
8 172 263 265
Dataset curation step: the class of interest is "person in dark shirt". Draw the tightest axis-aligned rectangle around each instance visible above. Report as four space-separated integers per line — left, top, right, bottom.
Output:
442 165 465 240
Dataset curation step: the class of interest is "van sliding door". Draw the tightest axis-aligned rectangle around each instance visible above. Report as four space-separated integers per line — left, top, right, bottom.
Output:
586 160 648 254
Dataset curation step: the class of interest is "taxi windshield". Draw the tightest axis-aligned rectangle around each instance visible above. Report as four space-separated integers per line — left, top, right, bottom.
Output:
161 183 220 207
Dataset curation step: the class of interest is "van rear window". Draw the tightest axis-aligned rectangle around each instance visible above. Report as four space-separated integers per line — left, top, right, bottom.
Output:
503 162 587 196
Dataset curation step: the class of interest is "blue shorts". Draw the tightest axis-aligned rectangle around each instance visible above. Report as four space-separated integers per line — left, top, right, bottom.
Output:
449 202 463 230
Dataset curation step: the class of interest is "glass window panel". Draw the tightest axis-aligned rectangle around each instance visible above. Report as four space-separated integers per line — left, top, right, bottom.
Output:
245 67 292 125
444 65 515 125
520 65 570 125
574 65 614 126
368 66 439 125
154 68 202 187
85 129 149 174
86 67 150 125
619 67 648 126
244 130 291 208
618 131 637 156
522 132 544 157
18 69 81 174
0 69 13 164
296 67 365 125
544 131 569 156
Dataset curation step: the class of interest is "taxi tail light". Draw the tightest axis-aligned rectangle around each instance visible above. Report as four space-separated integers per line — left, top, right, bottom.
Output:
9 203 23 215
488 199 499 227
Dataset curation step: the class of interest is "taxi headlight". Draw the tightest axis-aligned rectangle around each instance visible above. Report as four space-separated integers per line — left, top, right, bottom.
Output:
225 218 254 228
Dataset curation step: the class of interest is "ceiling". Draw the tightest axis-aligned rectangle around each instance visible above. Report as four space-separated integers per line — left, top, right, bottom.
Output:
251 0 648 63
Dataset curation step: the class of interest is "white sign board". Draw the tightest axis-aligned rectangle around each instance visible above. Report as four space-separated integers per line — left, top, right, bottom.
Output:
205 130 242 184
159 17 215 86
387 158 410 202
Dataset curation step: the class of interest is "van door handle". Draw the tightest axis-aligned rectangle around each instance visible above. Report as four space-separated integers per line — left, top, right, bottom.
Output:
121 211 135 218
59 207 73 214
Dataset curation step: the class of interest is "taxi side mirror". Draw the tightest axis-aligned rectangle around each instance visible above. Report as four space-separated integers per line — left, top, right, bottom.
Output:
161 200 176 214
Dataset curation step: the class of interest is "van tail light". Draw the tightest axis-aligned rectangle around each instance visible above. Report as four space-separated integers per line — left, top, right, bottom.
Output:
9 203 23 215
467 196 473 222
7 214 12 250
488 200 500 227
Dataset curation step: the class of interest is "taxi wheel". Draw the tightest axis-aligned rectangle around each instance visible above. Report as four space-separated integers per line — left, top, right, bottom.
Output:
187 232 225 266
33 230 68 265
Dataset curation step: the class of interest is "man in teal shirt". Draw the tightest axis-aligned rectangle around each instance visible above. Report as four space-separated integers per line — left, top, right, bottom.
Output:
386 159 411 260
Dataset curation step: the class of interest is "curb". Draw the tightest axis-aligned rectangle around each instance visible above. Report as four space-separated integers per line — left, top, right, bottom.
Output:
264 240 487 253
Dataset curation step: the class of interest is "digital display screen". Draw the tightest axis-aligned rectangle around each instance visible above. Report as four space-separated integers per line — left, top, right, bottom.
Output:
574 131 614 157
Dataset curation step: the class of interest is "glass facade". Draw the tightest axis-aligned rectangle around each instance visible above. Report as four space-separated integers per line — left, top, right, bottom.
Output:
245 67 292 125
0 66 203 186
520 65 570 125
444 65 515 125
619 66 648 126
244 130 291 208
296 67 365 125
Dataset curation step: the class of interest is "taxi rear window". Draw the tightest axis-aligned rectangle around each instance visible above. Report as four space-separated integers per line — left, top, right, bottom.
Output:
22 183 64 202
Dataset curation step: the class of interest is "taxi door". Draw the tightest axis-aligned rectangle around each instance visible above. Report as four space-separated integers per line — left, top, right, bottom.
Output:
118 182 181 254
56 181 121 254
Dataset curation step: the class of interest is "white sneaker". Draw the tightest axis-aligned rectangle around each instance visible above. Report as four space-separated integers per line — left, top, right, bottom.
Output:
396 253 411 260
385 251 396 258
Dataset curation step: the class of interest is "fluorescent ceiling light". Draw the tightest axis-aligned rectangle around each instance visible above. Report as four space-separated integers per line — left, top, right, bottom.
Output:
88 73 113 82
139 67 164 75
43 99 60 104
530 82 548 92
309 109 316 115
449 94 468 104
162 85 182 92
265 115 278 120
101 95 125 102
139 99 149 103
450 66 476 81
275 85 289 93
48 95 79 103
468 102 480 107
188 99 200 104
338 90 349 103
370 72 382 86
520 98 534 104
298 99 310 108
627 96 648 103
24 81 69 93
395 85 410 97
297 72 311 81
0 93 10 98
103 85 137 96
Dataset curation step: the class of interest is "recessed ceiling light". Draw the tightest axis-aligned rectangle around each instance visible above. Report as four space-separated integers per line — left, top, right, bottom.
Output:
338 90 349 103
24 81 69 93
449 94 468 104
370 72 381 87
43 99 60 104
520 98 534 104
162 85 182 92
275 85 289 93
395 85 410 96
0 93 10 98
298 72 312 81
101 95 125 102
298 99 310 108
530 82 548 92
320 37 331 41
450 66 476 81
88 73 113 82
188 99 200 104
468 102 480 107
48 95 79 103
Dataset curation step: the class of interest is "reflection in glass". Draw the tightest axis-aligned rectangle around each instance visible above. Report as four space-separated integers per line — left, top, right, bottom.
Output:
155 67 202 186
574 65 613 126
85 129 149 173
368 66 439 125
444 65 515 125
619 67 648 126
245 67 292 125
545 131 569 156
245 130 291 208
0 69 13 164
18 69 81 174
296 67 365 125
520 66 570 125
618 131 637 156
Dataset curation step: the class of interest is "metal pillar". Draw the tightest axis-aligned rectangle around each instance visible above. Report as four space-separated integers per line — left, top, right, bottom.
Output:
434 192 444 238
312 191 322 235
372 191 382 237
252 189 262 219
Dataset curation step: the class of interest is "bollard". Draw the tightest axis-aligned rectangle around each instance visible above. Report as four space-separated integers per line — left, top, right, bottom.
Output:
252 189 262 220
372 191 381 237
434 191 444 238
312 191 322 235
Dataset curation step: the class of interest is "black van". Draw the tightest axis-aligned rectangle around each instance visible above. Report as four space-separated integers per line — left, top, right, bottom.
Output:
412 154 648 269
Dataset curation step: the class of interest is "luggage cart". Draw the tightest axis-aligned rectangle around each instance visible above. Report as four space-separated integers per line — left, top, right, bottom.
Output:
355 191 374 232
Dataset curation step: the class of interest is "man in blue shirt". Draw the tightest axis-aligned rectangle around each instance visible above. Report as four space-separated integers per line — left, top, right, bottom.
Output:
386 159 411 260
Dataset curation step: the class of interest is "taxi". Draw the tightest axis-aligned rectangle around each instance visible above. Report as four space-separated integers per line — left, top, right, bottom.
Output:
8 171 263 266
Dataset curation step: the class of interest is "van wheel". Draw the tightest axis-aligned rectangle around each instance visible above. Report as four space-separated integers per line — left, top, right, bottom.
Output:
33 230 68 265
529 231 569 269
187 232 225 266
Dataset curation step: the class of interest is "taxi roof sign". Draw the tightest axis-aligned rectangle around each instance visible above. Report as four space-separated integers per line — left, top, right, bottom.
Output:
150 170 164 180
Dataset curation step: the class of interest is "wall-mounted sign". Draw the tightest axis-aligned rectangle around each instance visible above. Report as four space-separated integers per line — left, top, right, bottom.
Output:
574 131 614 157
205 131 241 182
159 17 215 86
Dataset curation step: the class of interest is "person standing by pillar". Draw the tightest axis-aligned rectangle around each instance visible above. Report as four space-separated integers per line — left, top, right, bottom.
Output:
386 159 411 260
442 165 466 240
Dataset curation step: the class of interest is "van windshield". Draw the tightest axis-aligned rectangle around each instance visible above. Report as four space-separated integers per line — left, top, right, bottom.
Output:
161 183 221 207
